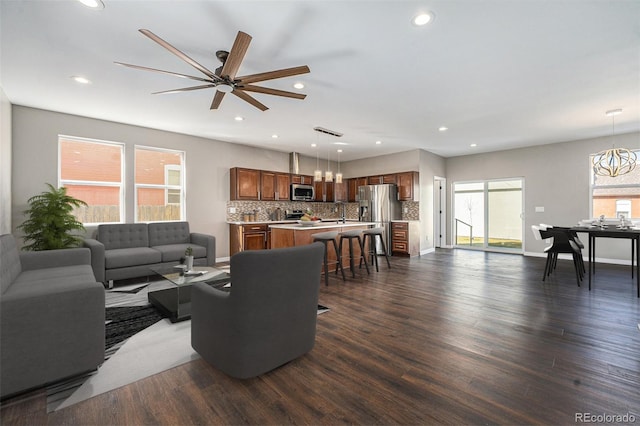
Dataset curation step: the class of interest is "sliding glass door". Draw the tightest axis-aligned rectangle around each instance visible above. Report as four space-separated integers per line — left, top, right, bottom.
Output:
453 178 523 252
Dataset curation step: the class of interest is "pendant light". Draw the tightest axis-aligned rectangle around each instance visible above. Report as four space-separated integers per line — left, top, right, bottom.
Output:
313 137 322 182
325 141 333 182
592 109 637 178
336 149 343 183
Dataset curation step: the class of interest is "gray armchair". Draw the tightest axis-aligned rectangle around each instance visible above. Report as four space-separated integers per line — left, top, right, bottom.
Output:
191 242 325 379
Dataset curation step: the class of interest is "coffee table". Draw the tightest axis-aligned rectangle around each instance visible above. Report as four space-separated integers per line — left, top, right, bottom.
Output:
148 265 231 322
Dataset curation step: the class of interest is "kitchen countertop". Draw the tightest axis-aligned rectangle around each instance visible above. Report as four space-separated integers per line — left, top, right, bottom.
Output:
228 219 361 225
227 220 298 225
269 221 376 230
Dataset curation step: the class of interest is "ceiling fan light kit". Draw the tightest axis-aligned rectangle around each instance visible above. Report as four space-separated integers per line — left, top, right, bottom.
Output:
116 29 310 111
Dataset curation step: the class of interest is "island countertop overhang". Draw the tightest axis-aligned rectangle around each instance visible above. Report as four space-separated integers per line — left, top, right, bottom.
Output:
268 221 377 231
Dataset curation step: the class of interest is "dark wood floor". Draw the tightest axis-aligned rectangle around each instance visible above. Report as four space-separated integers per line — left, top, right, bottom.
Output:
2 249 640 425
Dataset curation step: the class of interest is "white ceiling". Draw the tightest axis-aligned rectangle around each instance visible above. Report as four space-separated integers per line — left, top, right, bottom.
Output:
1 0 639 162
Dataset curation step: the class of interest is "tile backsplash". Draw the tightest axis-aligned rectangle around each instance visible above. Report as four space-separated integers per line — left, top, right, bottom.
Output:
226 201 419 222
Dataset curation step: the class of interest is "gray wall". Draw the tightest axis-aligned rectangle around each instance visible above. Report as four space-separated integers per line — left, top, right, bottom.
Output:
0 88 11 234
10 106 306 258
10 103 636 263
446 131 640 263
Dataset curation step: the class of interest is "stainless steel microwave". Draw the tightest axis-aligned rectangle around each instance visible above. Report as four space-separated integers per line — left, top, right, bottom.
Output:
290 184 315 201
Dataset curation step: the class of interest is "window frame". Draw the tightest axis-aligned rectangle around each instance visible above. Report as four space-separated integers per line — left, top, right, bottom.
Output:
590 149 640 220
58 135 125 225
134 145 186 223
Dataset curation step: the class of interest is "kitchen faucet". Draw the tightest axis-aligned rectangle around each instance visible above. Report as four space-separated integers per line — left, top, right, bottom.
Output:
337 202 346 223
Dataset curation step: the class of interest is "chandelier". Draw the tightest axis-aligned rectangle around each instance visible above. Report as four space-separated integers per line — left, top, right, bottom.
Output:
592 109 636 178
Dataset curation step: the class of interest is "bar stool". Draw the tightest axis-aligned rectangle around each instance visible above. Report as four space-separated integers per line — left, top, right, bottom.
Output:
311 231 345 286
360 227 391 272
338 229 370 278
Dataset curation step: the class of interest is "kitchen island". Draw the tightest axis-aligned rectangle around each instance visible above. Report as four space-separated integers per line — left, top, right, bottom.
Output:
270 221 376 273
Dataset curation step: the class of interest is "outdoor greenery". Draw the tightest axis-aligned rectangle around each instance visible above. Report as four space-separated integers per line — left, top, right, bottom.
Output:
17 183 88 251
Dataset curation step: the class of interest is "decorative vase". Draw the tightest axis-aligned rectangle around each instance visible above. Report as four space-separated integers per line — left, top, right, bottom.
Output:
185 255 194 271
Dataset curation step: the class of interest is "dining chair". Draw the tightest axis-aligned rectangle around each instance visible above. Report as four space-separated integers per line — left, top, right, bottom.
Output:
532 225 582 286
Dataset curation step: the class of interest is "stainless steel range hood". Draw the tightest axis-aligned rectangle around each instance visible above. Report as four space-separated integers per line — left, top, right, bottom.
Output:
289 152 300 175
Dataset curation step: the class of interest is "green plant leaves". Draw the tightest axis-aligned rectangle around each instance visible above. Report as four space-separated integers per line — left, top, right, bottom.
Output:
17 183 88 251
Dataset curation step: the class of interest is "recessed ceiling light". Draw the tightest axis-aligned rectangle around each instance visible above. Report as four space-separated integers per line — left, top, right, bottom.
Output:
71 76 91 84
470 143 477 147
272 134 278 139
375 140 382 145
77 0 104 9
311 143 317 147
438 126 448 132
337 149 343 153
234 116 244 121
293 82 305 90
412 11 434 26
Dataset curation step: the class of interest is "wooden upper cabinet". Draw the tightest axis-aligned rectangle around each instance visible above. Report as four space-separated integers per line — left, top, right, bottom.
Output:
275 173 290 201
397 171 419 201
230 167 260 200
260 171 277 201
231 168 290 201
348 177 368 202
260 171 290 201
314 178 335 202
368 174 396 185
334 181 348 202
291 174 314 185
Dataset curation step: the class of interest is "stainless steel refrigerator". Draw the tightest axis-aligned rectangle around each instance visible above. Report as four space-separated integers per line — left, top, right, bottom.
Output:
358 184 402 254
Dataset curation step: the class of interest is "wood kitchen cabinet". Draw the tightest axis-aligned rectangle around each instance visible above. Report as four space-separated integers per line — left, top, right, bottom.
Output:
391 221 420 256
230 167 290 201
334 181 348 202
396 171 419 201
368 174 397 185
260 171 290 201
229 223 268 255
230 167 260 200
291 174 314 185
314 178 334 202
348 177 368 202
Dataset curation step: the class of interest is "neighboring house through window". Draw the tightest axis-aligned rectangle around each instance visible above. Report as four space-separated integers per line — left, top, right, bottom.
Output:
135 146 185 222
59 136 124 224
591 150 640 219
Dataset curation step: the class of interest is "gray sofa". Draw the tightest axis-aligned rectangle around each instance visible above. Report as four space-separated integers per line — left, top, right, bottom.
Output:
191 242 324 379
83 221 215 285
0 234 105 399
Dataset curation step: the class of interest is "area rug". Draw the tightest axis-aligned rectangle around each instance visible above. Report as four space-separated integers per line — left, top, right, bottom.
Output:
46 278 330 412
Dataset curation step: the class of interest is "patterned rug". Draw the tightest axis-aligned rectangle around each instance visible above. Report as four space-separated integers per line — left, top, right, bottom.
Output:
43 271 329 412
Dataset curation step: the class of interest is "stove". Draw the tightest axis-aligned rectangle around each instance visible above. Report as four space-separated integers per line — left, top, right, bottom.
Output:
285 209 305 220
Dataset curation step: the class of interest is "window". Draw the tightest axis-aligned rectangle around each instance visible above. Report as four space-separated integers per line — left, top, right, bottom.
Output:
59 136 124 224
135 146 185 222
591 150 640 219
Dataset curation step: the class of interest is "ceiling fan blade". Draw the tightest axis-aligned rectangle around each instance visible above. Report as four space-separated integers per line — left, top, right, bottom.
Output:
139 29 221 81
236 65 310 85
232 89 269 111
114 62 213 83
152 84 216 95
210 91 226 109
220 31 252 80
240 85 306 99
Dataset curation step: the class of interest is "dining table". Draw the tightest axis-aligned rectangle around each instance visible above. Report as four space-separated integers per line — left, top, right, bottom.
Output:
571 224 640 297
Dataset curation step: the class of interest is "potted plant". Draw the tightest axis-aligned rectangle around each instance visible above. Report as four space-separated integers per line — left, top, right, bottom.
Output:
184 246 194 271
17 183 87 251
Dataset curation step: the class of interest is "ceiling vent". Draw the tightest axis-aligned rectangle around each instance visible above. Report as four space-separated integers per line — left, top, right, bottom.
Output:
313 126 343 137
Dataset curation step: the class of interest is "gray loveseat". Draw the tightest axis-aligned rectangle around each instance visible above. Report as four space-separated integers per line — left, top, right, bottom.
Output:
83 221 215 286
0 234 105 399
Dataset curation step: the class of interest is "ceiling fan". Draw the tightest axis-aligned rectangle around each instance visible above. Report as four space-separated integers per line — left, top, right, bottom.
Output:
115 29 310 111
